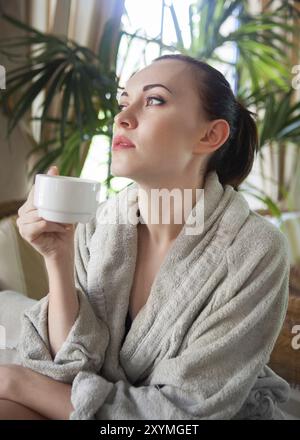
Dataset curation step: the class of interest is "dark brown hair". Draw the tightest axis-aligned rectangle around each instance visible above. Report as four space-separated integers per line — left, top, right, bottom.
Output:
153 54 259 191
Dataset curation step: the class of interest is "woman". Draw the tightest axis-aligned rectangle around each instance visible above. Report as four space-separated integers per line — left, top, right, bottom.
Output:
0 54 290 420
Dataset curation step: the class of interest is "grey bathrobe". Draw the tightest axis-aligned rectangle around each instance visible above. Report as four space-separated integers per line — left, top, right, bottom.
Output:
17 170 290 420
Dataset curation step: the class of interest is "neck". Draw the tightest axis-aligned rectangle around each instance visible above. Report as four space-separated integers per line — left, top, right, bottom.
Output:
136 173 206 248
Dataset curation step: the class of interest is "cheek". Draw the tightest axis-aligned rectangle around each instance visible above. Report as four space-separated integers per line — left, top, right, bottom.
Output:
141 113 185 152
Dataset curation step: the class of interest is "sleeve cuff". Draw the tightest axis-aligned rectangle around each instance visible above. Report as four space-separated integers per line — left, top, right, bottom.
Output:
233 366 290 419
70 371 114 420
18 289 109 383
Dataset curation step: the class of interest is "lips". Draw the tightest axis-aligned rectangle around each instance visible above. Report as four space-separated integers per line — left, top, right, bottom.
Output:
112 135 136 150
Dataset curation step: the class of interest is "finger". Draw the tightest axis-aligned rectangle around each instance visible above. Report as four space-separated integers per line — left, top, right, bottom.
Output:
16 210 43 226
17 212 75 232
17 194 34 217
18 219 69 242
61 223 74 231
47 165 59 176
18 184 36 216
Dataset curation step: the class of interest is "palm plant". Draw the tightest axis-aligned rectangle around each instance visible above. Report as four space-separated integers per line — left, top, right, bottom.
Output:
173 0 297 90
0 11 121 179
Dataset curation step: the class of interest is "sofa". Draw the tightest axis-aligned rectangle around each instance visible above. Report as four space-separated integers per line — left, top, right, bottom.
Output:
0 200 300 419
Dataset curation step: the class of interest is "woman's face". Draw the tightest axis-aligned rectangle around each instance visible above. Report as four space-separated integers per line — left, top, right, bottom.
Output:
112 59 209 186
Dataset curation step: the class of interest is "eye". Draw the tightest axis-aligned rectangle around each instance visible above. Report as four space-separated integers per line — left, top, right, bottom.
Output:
146 96 165 107
117 96 165 111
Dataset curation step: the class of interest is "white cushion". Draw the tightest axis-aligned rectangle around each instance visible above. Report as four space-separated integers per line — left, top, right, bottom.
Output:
0 216 48 300
0 290 37 365
0 218 27 294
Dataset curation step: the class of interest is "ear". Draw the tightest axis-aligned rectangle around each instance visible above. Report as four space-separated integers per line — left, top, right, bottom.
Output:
193 119 230 154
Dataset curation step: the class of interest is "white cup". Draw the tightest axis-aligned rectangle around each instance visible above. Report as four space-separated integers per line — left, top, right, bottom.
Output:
34 174 101 224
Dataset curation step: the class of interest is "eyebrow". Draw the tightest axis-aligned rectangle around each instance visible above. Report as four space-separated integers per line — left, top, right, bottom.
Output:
119 83 173 98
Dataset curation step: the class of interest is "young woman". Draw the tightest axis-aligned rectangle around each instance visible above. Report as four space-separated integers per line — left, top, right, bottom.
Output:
0 54 290 420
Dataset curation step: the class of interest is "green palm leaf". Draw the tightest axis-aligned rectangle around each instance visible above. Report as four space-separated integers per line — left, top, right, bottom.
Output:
7 59 64 135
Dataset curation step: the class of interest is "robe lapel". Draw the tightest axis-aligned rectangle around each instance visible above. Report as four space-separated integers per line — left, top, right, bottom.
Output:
88 181 139 325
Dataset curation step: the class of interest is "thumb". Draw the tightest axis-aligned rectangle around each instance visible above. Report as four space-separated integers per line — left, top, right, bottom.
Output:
47 165 59 176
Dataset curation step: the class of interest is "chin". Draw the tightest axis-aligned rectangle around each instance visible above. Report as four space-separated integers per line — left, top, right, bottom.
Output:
111 165 134 179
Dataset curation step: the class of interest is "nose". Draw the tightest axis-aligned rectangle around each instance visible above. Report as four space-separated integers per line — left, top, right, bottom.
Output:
114 108 137 129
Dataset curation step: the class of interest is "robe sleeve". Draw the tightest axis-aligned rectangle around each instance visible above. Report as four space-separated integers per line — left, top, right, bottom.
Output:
17 216 110 383
69 231 291 420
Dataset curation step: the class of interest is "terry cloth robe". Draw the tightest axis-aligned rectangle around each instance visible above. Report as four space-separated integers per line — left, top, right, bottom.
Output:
17 170 291 420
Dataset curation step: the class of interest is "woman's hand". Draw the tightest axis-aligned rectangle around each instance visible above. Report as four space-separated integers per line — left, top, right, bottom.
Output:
16 166 75 262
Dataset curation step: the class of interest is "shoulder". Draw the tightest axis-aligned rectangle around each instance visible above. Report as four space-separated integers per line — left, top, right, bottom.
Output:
226 209 289 271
